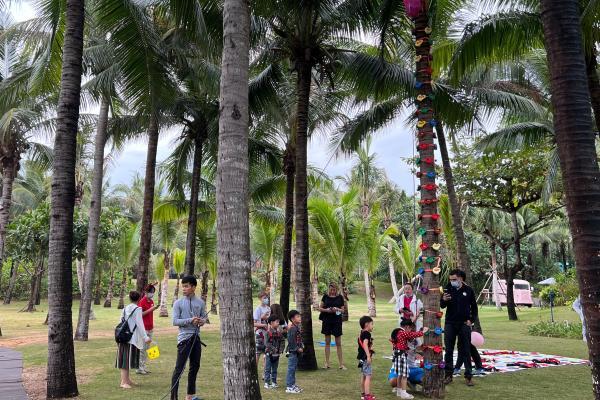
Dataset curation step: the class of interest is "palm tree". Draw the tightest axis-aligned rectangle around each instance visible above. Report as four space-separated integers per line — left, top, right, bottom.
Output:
216 0 262 397
251 220 282 296
540 0 600 395
116 223 140 309
253 0 376 369
171 248 185 305
46 0 85 396
309 190 363 321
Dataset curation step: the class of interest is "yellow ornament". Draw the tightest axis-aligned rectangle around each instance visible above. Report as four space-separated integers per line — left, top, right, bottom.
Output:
439 286 445 294
415 39 424 47
147 345 160 360
417 120 427 128
432 243 441 251
416 55 422 62
432 267 441 275
417 94 427 102
425 27 432 34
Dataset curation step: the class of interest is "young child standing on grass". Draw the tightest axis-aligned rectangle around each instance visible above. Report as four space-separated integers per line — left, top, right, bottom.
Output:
390 319 428 399
264 315 285 389
357 316 375 400
286 310 304 394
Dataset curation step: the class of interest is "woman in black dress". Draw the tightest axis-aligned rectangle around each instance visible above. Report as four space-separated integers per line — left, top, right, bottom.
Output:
318 282 346 369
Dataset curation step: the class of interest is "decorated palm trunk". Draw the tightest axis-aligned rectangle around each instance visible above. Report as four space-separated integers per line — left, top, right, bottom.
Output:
407 3 445 398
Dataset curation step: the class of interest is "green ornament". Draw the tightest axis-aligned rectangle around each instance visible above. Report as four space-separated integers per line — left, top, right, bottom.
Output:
426 256 436 263
418 227 427 236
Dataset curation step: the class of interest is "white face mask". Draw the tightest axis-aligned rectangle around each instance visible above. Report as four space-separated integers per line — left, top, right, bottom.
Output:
147 292 155 299
450 281 461 289
262 297 270 306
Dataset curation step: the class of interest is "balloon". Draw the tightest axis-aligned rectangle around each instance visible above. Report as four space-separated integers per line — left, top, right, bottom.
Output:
471 331 485 347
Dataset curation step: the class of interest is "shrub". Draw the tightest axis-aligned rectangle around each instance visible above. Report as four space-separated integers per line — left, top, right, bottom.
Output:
539 270 579 306
527 320 583 340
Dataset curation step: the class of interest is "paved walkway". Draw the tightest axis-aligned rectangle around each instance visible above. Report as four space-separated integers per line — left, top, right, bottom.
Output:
0 347 28 399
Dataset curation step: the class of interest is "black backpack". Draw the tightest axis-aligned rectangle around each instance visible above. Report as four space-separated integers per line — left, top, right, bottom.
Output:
115 307 139 344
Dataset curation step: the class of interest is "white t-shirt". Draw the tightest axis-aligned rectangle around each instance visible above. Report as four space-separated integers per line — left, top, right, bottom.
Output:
253 305 271 328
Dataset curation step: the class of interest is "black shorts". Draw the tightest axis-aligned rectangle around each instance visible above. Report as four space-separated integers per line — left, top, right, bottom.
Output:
321 319 343 337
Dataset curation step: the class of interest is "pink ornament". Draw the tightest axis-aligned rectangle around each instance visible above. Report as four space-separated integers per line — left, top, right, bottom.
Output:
403 0 424 18
471 331 485 347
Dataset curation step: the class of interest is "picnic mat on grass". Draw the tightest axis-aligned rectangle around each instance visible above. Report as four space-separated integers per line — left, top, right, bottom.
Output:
384 349 588 375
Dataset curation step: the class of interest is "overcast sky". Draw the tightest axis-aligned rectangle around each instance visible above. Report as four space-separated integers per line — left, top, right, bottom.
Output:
10 1 446 196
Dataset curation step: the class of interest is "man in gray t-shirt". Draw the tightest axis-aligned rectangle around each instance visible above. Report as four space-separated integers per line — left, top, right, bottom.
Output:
171 276 207 400
254 292 271 363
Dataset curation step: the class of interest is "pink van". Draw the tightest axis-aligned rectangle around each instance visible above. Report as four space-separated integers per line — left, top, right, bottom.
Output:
494 279 533 307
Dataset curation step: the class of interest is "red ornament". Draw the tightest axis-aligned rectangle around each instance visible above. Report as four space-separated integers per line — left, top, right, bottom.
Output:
420 243 429 250
423 157 435 164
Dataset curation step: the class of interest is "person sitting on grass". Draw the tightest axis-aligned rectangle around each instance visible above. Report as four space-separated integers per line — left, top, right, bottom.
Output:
264 315 286 390
171 275 207 400
286 309 304 394
389 320 428 399
357 316 375 400
116 290 152 389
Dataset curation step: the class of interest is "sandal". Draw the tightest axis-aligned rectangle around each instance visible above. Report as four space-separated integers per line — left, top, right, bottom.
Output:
322 364 330 369
339 365 347 370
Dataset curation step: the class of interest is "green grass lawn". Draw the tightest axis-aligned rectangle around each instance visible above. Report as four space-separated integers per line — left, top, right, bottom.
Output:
0 285 592 399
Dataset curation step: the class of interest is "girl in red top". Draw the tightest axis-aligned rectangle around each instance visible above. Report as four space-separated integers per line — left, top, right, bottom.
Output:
390 320 428 399
137 284 160 374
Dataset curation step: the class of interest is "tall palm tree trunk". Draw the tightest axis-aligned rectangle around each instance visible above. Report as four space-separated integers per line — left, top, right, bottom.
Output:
184 133 205 276
540 2 600 396
103 264 115 308
46 1 84 396
216 1 261 398
201 268 209 301
93 267 103 305
279 144 295 317
159 251 170 317
210 277 218 314
118 266 128 310
3 260 18 304
75 96 109 341
364 270 376 317
294 60 317 370
412 12 445 397
136 116 159 293
388 243 399 299
436 122 470 282
0 152 20 292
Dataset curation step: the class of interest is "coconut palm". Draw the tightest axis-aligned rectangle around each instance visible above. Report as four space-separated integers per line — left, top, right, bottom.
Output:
539 0 600 395
45 0 85 394
216 0 262 397
309 189 363 321
171 248 185 304
251 219 282 296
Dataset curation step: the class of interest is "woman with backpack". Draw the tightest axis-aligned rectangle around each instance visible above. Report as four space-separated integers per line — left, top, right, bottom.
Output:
116 290 152 389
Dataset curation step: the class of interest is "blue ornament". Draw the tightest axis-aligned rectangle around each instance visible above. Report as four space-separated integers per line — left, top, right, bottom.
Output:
429 119 437 127
424 363 434 370
427 171 436 178
415 81 423 89
434 327 444 335
418 267 425 275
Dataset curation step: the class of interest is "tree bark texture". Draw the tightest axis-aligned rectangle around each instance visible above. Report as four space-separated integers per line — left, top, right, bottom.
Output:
210 278 218 315
294 60 318 370
201 268 209 301
184 132 205 276
0 147 20 293
75 96 109 341
413 12 445 398
136 116 159 293
93 267 102 305
172 275 180 306
46 1 84 396
216 0 262 397
540 1 600 397
436 122 471 283
279 144 295 318
364 269 376 317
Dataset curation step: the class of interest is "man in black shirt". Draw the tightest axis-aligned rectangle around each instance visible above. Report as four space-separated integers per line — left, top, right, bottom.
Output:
440 269 478 386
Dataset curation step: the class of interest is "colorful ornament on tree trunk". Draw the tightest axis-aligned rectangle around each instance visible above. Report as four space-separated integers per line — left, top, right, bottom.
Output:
432 243 441 251
419 198 439 205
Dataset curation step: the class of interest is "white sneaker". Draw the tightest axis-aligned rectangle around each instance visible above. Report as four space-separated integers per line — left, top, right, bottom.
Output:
293 385 303 392
135 369 147 375
270 383 279 388
286 386 301 394
264 383 272 389
392 387 399 394
400 390 414 399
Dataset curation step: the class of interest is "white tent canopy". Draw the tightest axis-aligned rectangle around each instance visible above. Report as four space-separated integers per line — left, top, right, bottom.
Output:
538 277 557 285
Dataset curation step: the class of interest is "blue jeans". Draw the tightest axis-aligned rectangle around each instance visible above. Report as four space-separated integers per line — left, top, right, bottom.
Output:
264 355 280 384
286 352 298 387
